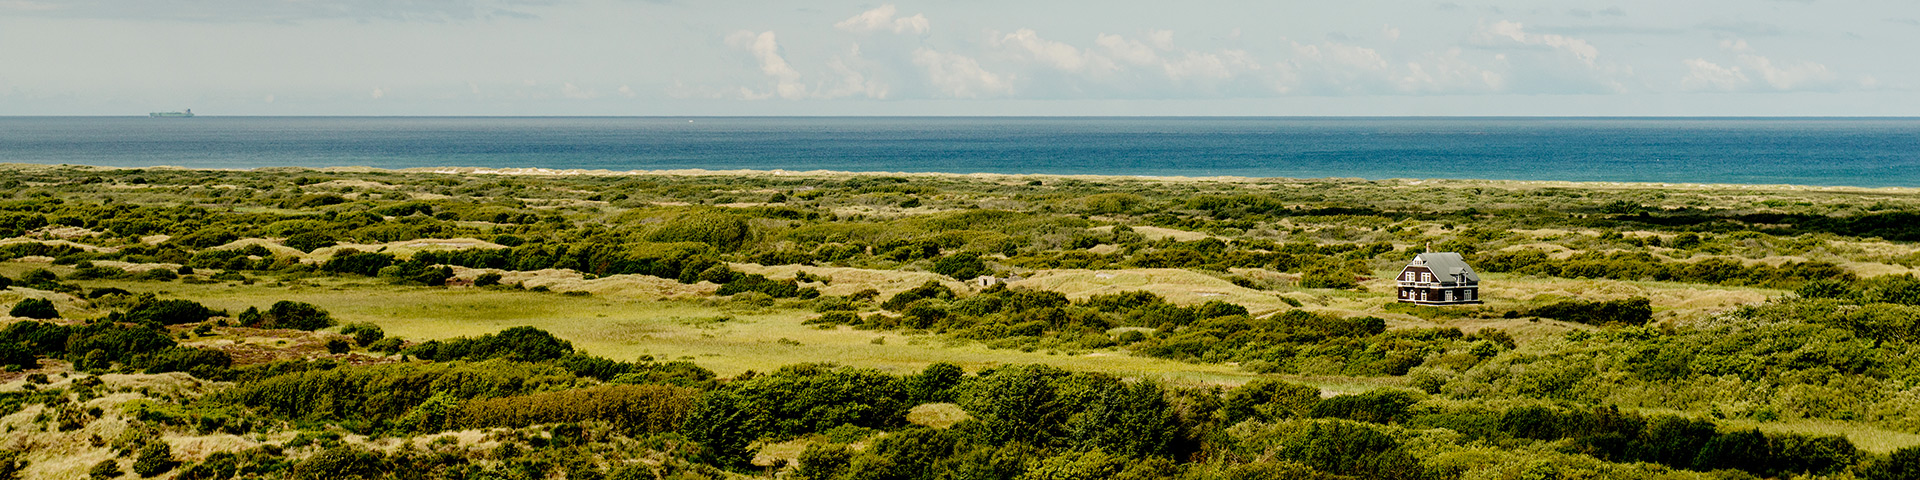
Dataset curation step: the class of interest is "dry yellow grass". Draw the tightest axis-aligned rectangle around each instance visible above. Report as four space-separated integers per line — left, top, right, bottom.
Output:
1011 268 1295 315
730 263 968 298
906 403 972 429
753 438 811 467
1088 225 1214 242
308 237 504 261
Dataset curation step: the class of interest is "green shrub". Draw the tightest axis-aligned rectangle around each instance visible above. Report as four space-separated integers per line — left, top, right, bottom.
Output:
141 347 231 375
1308 389 1421 425
89 459 119 480
121 297 221 325
401 326 573 362
931 253 989 280
338 323 384 347
366 337 404 353
130 442 175 477
9 299 57 320
457 384 696 435
1525 297 1654 326
645 210 752 251
283 232 337 253
241 301 334 330
1224 379 1321 423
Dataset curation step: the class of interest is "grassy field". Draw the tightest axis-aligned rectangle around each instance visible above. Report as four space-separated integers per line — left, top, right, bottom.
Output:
0 257 1786 393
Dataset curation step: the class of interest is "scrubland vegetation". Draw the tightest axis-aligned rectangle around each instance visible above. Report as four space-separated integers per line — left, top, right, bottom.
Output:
1 164 1920 478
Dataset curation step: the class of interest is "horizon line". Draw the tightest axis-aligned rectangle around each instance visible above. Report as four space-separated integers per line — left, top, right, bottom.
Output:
5 114 1920 119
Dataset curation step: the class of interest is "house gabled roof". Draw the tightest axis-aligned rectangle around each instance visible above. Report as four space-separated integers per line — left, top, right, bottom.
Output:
1409 252 1481 284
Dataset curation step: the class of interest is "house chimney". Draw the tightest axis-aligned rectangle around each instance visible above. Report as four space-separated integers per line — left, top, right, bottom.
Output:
1424 242 1431 252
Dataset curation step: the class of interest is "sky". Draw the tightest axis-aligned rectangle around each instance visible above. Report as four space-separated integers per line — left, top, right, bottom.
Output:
1 0 1916 116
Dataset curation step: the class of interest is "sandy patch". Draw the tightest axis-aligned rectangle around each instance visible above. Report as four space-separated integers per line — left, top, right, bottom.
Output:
450 267 716 299
1011 268 1296 315
1089 225 1214 242
0 238 115 253
729 264 967 298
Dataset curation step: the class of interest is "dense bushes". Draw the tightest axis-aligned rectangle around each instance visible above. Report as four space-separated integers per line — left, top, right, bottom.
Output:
1523 297 1653 326
931 252 989 280
810 285 1485 376
402 326 574 362
1136 310 1476 376
8 299 56 319
1409 404 1859 477
1481 249 1851 288
238 301 335 330
457 384 697 435
118 297 223 325
222 360 587 428
643 210 752 251
0 320 193 373
555 354 715 386
415 242 724 283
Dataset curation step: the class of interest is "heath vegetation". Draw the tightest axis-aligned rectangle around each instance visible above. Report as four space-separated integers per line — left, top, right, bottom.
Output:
0 164 1918 478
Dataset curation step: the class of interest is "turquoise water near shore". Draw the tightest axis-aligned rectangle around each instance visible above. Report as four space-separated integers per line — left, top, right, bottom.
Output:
1 116 1915 187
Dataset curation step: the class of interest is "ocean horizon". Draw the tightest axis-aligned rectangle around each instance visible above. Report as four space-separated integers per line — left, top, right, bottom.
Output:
3 116 1916 187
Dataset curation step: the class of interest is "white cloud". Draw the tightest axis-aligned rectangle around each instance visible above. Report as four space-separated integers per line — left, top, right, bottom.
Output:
912 48 1011 98
994 29 1116 74
1738 53 1834 90
818 53 890 100
721 31 890 100
729 30 807 100
1681 40 1840 91
1399 48 1505 93
371 87 385 99
1474 20 1599 67
1467 20 1629 93
1681 58 1750 90
561 82 595 99
617 85 635 98
1163 50 1257 82
1095 34 1159 66
1146 30 1175 50
835 5 929 35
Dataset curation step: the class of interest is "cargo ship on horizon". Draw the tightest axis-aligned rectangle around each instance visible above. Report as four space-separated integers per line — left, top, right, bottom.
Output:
149 109 194 118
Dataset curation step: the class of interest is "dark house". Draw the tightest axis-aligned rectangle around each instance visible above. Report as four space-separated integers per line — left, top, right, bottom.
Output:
1396 252 1482 305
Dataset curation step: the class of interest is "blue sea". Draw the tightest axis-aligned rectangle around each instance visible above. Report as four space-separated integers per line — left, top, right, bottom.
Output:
1 117 1916 187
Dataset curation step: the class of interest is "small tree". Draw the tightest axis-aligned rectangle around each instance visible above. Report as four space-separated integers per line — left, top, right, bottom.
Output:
324 338 352 355
9 299 57 320
259 301 335 330
131 442 175 477
339 323 385 347
930 253 989 280
284 232 338 253
88 459 119 480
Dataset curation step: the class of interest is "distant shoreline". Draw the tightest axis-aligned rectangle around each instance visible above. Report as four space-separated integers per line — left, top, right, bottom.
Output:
7 162 1916 194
